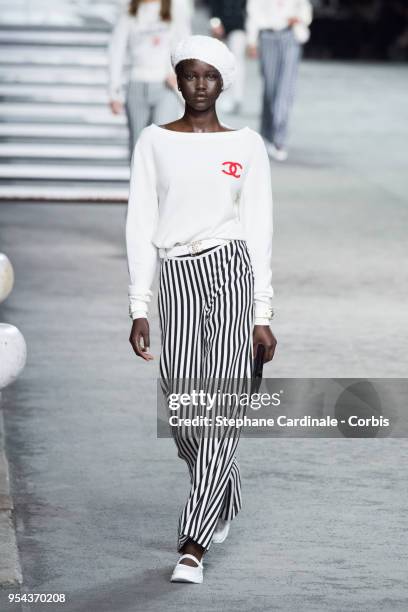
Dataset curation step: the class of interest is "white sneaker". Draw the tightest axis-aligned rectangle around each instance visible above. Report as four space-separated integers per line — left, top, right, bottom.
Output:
264 140 288 162
170 553 204 584
212 518 231 544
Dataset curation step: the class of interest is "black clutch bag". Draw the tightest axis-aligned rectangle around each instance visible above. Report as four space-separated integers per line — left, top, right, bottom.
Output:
251 344 265 394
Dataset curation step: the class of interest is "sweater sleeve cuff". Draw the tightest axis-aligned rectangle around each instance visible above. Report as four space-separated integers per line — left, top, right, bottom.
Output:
248 32 258 47
128 285 152 320
128 302 149 318
254 317 272 326
108 86 125 103
254 301 275 321
129 309 149 321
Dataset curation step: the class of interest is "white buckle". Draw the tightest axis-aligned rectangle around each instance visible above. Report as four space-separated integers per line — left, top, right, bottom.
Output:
189 240 203 255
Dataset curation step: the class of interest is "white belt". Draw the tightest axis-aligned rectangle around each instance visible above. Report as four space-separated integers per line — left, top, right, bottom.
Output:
159 238 231 260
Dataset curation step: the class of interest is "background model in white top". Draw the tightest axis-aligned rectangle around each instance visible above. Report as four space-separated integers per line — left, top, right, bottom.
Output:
246 0 313 46
108 0 192 102
125 124 275 326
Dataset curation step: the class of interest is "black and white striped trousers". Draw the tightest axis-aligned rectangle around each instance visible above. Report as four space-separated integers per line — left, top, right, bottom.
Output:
158 239 254 552
259 28 302 148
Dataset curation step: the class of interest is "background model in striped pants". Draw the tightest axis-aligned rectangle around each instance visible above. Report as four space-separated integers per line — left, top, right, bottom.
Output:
107 0 192 160
246 0 313 161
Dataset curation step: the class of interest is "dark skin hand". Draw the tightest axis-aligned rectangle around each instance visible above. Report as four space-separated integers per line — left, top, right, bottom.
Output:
253 324 277 363
130 62 277 566
129 317 153 361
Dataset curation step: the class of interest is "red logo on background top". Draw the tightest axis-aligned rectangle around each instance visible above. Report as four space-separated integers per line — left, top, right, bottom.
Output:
152 35 161 46
222 161 243 178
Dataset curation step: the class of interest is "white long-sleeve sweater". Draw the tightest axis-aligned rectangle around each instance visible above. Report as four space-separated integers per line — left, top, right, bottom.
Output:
246 0 313 46
108 0 192 101
125 124 275 326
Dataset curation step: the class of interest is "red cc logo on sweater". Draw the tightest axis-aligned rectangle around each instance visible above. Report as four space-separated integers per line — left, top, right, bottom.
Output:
222 161 243 179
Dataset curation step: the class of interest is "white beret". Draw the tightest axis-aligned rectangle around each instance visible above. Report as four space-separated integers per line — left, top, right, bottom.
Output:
171 35 237 91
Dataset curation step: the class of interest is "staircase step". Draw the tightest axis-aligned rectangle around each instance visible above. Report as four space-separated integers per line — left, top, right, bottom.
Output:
0 184 128 202
0 164 129 181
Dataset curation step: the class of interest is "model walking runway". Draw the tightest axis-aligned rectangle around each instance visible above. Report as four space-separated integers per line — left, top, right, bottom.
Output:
126 34 277 583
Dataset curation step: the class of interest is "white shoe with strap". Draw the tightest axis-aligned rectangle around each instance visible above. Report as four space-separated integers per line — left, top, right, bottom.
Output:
170 553 204 584
212 518 231 544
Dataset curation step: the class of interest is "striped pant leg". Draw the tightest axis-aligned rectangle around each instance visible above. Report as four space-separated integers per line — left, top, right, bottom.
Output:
125 81 151 161
272 29 302 148
158 240 254 552
151 83 184 125
259 30 281 143
259 29 301 148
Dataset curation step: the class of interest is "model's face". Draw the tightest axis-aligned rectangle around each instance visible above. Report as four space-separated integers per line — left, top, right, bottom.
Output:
176 59 223 111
